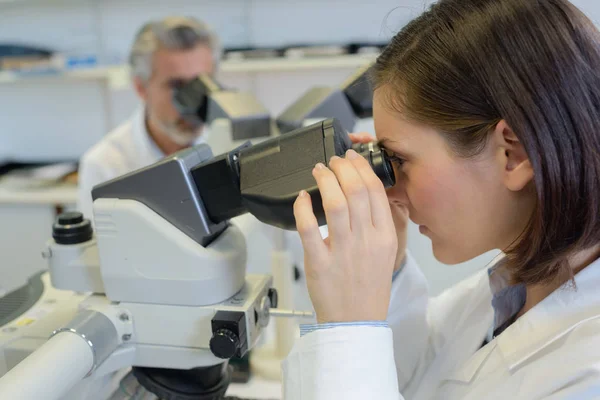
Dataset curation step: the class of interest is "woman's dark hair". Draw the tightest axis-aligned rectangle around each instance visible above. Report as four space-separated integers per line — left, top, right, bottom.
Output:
373 0 600 285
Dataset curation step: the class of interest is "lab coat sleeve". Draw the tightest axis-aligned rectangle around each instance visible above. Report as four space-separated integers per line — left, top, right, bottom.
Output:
385 250 431 391
282 326 403 400
77 154 112 221
282 250 491 399
387 252 491 395
281 251 424 400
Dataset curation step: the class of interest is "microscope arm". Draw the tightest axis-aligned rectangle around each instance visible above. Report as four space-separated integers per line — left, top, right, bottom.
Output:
90 118 394 245
276 62 374 134
0 308 123 400
0 333 94 400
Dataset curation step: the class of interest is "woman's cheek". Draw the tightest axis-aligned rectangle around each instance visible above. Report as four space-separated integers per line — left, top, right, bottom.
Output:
409 166 458 223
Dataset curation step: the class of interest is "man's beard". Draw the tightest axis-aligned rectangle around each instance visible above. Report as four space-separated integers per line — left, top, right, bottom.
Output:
157 118 204 146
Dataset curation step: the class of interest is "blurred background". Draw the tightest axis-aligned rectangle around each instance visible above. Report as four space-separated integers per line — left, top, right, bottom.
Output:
0 0 599 298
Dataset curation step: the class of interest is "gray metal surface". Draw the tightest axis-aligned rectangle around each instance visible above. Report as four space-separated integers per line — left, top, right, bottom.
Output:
109 369 266 400
208 92 272 141
341 63 374 119
92 144 226 246
276 87 356 134
108 370 159 400
0 273 43 327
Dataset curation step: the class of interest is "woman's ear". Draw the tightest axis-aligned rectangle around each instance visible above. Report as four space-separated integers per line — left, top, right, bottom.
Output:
493 120 534 191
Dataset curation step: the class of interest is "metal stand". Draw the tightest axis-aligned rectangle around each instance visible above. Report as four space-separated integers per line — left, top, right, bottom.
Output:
250 227 297 381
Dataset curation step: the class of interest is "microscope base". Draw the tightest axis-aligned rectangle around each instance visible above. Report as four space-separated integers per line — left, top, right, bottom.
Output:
132 364 231 400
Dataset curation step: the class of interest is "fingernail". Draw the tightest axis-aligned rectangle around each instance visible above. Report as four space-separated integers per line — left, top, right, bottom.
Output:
330 156 340 162
314 163 325 170
346 149 359 159
298 190 307 197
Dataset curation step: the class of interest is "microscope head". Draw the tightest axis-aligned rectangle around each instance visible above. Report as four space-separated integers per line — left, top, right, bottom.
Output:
172 74 273 141
276 63 374 134
92 118 395 245
193 118 395 230
340 63 374 119
91 144 224 247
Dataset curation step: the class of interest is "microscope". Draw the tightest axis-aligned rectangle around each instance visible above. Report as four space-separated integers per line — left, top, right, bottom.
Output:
267 61 376 337
276 62 373 134
0 115 395 400
0 64 386 399
0 74 274 400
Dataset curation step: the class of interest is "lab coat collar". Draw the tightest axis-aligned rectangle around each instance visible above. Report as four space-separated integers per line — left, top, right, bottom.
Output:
496 256 600 371
131 107 164 167
131 106 208 166
488 258 526 334
443 256 600 385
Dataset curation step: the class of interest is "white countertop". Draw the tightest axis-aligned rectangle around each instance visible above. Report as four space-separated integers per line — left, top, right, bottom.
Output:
227 375 282 399
0 180 77 205
0 53 377 90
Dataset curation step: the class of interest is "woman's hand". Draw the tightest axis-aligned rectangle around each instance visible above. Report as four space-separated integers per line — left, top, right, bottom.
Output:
293 148 398 324
349 133 409 271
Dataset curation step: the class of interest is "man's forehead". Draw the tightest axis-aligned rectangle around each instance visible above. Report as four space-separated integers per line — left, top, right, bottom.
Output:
152 45 214 76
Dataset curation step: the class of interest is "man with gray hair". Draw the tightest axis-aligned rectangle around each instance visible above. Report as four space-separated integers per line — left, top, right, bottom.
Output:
76 15 281 385
77 16 220 220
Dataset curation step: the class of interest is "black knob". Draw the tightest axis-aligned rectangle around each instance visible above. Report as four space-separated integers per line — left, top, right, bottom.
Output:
293 265 302 282
268 288 278 309
57 212 84 225
53 212 93 245
351 142 396 188
210 329 240 359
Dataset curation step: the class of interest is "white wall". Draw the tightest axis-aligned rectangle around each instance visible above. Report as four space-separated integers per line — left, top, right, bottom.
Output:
2 0 598 59
0 0 429 60
571 0 600 24
2 0 599 161
0 0 424 163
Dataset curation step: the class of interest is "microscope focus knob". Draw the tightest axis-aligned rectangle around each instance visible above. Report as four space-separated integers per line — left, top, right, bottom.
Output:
268 287 278 308
210 329 240 359
53 212 93 245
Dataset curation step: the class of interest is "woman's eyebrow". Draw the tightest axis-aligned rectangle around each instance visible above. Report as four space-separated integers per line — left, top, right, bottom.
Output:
377 138 409 154
377 138 389 148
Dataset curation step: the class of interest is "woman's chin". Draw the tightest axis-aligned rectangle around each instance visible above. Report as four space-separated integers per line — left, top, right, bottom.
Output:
432 243 476 265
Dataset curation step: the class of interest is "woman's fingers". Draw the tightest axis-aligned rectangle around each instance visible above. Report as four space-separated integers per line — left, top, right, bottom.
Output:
328 156 372 231
294 190 327 261
349 132 374 144
294 154 399 324
312 163 351 240
345 149 395 231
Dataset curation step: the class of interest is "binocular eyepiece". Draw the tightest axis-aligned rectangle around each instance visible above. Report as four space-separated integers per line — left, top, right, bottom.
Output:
350 142 396 189
192 118 397 230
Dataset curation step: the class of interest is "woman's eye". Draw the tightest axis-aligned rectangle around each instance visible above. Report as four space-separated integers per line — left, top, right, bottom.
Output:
168 79 185 89
389 155 405 167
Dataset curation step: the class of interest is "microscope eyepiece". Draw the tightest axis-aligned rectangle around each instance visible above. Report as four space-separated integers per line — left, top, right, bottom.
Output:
172 76 211 125
351 142 396 189
192 118 397 230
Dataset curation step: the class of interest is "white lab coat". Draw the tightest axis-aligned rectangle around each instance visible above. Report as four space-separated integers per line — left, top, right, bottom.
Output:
77 107 208 220
283 252 600 399
77 107 275 276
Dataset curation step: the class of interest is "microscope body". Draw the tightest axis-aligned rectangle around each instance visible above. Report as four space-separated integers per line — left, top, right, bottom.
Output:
47 208 272 373
31 143 276 400
45 117 393 375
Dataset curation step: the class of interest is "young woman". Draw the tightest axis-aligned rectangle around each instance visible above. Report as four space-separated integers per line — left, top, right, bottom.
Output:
284 0 600 398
